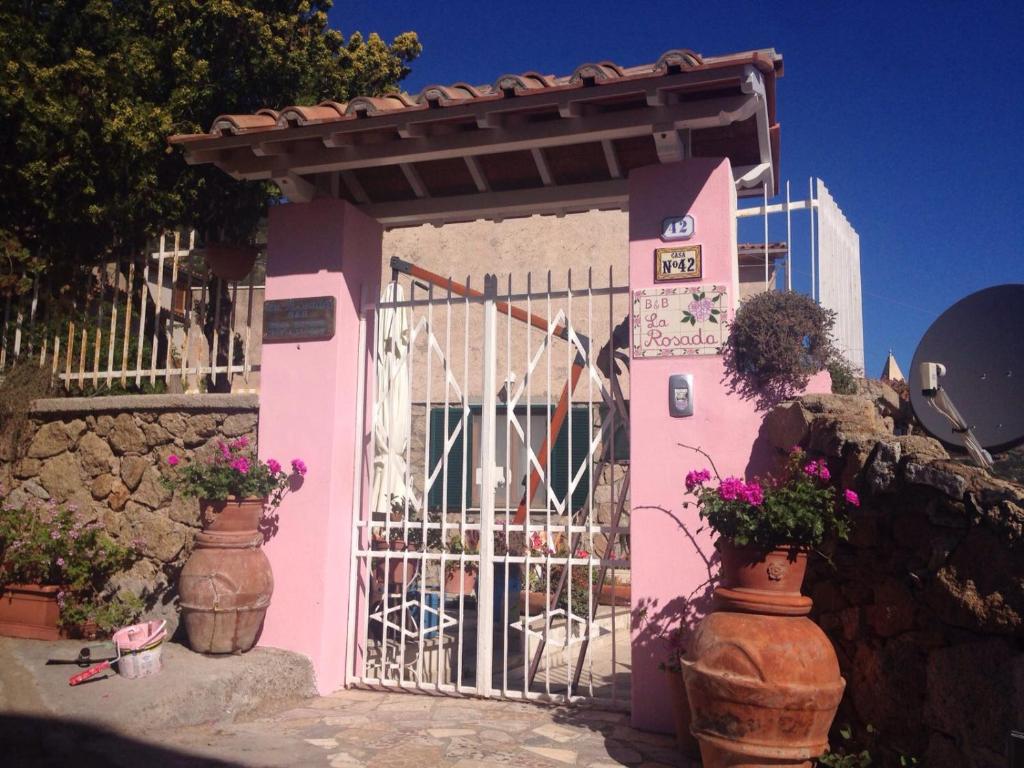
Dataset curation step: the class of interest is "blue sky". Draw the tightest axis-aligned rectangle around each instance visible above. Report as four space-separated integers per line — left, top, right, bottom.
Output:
329 1 1024 376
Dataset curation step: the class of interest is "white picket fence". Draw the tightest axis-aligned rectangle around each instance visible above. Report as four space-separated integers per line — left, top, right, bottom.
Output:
0 232 263 393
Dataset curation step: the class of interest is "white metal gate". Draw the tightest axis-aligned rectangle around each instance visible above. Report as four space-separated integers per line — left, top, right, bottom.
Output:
347 264 631 707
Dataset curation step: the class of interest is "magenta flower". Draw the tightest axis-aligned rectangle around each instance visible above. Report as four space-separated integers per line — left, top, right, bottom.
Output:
267 458 282 474
50 530 61 540
230 457 251 474
167 454 180 467
685 468 711 491
845 489 860 507
291 459 307 476
818 464 831 481
56 557 65 568
717 477 745 501
740 482 764 506
232 436 250 449
219 441 231 459
803 462 818 477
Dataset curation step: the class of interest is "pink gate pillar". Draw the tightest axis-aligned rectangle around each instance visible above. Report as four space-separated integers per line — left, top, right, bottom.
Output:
627 158 759 732
257 198 381 694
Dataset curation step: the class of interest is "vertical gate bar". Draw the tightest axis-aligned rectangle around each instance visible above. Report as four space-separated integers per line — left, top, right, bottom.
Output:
211 277 223 383
475 273 498 697
78 327 87 388
786 181 793 291
395 281 413 687
106 260 119 387
151 235 166 385
565 268 574 699
418 280 435 689
438 276 452 689
522 271 533 698
544 272 552 696
608 266 618 705
226 279 238 386
28 276 39 358
167 232 180 388
197 268 209 381
135 253 149 386
346 284 369 684
501 273 513 695
13 288 24 360
456 275 471 691
585 268 595 698
93 267 104 388
121 261 135 387
380 284 394 683
243 266 255 386
64 321 73 390
182 232 195 387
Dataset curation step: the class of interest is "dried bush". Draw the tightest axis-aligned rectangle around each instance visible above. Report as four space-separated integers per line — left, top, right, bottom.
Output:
0 361 55 463
723 291 840 409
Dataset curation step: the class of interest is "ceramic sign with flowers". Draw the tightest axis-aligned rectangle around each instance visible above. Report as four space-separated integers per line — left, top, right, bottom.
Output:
631 285 729 358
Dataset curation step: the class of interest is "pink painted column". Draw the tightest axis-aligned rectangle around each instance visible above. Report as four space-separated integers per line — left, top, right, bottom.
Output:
257 198 381 694
628 158 760 731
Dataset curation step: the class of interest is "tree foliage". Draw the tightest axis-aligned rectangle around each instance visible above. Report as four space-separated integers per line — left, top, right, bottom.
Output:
0 1 421 292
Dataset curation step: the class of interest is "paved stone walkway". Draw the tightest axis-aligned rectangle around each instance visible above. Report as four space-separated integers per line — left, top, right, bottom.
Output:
147 689 690 767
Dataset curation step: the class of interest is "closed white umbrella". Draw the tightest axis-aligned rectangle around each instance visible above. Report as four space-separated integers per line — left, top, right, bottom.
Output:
371 281 412 520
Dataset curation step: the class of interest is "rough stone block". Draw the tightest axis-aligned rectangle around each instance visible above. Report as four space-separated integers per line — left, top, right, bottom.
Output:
120 455 149 492
108 414 147 455
221 413 258 437
77 432 117 476
27 422 71 458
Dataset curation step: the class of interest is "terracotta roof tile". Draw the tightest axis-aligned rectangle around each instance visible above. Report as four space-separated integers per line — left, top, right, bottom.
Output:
190 47 775 139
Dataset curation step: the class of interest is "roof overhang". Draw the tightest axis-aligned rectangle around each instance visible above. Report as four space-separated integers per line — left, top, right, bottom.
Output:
170 48 782 228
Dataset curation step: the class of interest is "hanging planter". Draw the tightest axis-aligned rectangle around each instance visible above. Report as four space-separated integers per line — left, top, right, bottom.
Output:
203 243 258 281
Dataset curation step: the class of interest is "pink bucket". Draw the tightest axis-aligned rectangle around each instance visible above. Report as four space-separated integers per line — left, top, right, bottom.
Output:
111 620 167 679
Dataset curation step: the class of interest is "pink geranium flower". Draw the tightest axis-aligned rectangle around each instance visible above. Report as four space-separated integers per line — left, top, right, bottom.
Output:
267 459 282 474
685 468 711 491
291 459 307 476
167 454 180 466
230 457 250 474
845 489 860 507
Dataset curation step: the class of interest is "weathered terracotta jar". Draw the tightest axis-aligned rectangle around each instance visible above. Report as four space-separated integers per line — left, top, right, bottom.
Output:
179 497 273 654
682 543 845 767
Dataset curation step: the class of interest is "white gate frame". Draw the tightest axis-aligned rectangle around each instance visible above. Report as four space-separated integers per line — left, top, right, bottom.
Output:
347 268 631 707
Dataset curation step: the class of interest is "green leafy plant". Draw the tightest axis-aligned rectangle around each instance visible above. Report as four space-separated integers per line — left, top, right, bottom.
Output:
444 533 479 578
685 446 856 549
162 436 306 509
526 532 594 611
828 356 859 395
0 491 141 632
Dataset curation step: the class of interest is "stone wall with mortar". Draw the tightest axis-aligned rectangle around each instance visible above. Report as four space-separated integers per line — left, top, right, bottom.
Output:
761 387 1023 768
0 394 259 634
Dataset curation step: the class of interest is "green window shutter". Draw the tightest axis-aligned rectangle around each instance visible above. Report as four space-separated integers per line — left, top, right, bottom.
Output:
428 407 472 511
549 406 591 513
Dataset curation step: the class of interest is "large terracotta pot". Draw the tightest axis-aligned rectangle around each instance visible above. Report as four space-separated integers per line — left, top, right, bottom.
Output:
444 567 477 596
682 543 845 767
386 540 416 588
0 584 62 640
203 243 258 281
179 497 273 654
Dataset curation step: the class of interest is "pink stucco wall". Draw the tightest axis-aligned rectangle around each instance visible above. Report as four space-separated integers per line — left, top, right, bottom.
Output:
257 198 381 694
627 159 828 732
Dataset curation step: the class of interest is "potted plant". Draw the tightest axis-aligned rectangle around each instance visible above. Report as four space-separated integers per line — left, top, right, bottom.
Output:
0 493 140 640
685 446 855 612
162 437 306 654
680 446 856 767
443 533 478 596
522 532 594 614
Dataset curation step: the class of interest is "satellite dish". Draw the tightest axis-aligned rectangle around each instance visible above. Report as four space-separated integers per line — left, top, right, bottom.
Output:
909 284 1024 455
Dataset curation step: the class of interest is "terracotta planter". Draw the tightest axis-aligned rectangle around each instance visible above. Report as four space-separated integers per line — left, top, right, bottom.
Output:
597 582 630 607
179 497 273 654
715 542 812 616
519 590 549 614
386 540 417 588
665 666 699 759
200 497 264 533
444 567 477 596
0 584 62 640
682 541 845 767
203 243 258 281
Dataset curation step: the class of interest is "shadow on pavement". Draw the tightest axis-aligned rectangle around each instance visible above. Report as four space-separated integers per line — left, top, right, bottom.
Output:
1 714 243 768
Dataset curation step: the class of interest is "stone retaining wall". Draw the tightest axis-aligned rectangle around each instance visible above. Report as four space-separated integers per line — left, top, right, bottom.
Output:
762 388 1023 768
0 394 259 633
